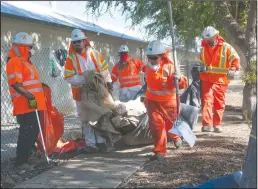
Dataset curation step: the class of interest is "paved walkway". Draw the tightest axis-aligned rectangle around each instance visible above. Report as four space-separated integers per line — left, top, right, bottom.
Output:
14 147 150 188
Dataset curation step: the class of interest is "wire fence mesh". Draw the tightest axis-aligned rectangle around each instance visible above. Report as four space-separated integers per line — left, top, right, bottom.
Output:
1 44 83 162
1 43 196 162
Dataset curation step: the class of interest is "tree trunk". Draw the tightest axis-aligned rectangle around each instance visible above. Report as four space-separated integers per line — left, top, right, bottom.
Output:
214 1 247 54
214 1 257 119
245 1 257 63
242 83 257 120
242 1 257 119
240 106 257 188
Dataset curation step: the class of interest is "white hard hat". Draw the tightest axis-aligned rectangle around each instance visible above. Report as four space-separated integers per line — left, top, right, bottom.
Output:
12 32 33 46
71 29 87 42
202 26 219 39
118 45 129 53
146 40 169 55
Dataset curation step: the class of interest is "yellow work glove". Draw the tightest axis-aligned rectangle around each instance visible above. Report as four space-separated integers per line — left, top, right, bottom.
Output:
28 99 38 109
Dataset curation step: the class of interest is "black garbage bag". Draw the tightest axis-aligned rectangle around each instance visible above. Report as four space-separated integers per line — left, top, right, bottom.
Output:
180 103 200 130
121 113 153 146
180 80 201 108
191 64 201 81
180 64 201 108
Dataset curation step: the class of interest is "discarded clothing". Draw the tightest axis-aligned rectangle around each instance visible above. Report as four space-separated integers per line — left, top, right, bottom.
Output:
80 70 120 147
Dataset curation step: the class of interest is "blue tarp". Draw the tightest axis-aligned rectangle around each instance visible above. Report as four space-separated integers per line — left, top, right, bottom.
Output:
1 2 146 43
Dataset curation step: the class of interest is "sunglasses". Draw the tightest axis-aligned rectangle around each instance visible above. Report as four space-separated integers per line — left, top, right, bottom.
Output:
147 56 159 60
73 40 83 44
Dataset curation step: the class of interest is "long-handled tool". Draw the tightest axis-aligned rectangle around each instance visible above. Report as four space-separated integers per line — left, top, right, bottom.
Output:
167 0 180 120
35 110 51 164
167 1 197 147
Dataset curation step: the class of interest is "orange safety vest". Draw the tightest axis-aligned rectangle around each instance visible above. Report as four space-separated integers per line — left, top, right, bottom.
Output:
199 40 240 85
145 59 188 102
6 45 46 116
64 48 108 101
111 58 146 88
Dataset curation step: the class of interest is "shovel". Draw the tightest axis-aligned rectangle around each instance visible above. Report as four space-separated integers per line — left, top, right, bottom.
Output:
167 0 197 147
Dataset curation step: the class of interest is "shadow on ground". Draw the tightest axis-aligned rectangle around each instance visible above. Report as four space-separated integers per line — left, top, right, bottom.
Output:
121 108 248 188
121 133 248 188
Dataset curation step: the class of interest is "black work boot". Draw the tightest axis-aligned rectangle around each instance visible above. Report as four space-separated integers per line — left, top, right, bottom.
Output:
214 127 222 133
97 143 107 153
83 146 99 153
201 126 212 132
173 138 183 149
149 154 165 161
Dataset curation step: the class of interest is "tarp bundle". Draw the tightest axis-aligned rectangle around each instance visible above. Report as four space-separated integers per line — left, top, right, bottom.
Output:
80 71 121 146
80 71 150 147
79 70 200 147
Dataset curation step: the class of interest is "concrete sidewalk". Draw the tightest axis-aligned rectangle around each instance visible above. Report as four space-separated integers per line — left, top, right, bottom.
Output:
14 146 151 188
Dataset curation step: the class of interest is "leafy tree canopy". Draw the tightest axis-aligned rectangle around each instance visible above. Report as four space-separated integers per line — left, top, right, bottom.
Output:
86 1 249 49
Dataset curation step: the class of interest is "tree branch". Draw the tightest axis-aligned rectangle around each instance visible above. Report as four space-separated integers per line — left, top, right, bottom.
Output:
214 1 247 54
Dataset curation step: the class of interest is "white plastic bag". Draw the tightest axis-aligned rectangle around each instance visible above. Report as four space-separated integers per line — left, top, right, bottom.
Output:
169 119 197 147
49 50 62 78
114 96 146 116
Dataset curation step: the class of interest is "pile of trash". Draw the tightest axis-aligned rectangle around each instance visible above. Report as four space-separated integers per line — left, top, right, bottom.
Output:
80 70 151 148
37 65 202 157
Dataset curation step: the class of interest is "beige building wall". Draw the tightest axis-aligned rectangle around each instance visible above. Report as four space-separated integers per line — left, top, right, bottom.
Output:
1 16 147 123
1 15 199 123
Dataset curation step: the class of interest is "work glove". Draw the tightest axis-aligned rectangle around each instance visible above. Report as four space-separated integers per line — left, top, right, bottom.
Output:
28 99 38 109
227 69 236 80
174 71 181 81
106 82 113 92
27 95 38 109
199 65 207 72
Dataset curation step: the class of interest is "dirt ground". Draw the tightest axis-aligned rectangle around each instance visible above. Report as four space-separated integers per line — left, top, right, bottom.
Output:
1 80 250 188
120 80 251 188
0 149 82 188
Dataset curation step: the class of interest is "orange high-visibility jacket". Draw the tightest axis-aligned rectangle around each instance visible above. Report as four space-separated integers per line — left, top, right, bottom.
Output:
64 47 109 101
111 58 146 88
6 45 46 116
199 36 240 85
145 59 188 102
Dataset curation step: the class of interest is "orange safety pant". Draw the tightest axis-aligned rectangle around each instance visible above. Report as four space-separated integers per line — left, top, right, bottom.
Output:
146 99 180 156
201 81 228 127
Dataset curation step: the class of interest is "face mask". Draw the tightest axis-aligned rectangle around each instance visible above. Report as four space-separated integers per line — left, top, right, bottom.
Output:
120 53 129 62
29 48 35 56
148 62 160 71
207 40 217 47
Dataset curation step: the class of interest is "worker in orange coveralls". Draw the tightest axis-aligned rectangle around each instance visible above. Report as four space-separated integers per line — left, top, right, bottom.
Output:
144 40 188 161
199 26 240 133
111 45 146 102
6 32 47 170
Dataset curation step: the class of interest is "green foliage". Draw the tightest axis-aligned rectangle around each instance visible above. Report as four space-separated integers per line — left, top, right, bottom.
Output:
242 60 257 84
227 1 249 30
86 1 249 48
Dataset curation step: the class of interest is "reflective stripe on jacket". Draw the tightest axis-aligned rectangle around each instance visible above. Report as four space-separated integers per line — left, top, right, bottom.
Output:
64 48 108 101
145 59 187 102
111 58 146 88
199 37 240 85
6 45 46 116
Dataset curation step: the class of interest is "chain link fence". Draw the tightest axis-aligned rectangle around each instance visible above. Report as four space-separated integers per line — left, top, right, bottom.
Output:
1 44 83 162
1 42 197 162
